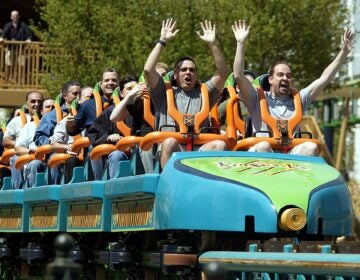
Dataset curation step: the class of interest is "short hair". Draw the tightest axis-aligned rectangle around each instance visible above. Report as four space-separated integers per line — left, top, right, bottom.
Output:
102 67 119 79
268 59 291 76
62 80 81 95
174 57 197 72
119 75 138 91
25 91 43 101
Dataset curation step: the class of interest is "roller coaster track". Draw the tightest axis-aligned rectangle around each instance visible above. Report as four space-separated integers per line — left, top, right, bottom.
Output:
146 240 360 279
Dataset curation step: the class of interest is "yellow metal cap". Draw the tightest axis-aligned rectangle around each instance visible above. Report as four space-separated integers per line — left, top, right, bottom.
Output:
279 208 306 231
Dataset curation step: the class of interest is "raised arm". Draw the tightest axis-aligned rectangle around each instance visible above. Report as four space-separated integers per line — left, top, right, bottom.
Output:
307 29 355 102
196 20 229 91
144 19 179 90
232 20 254 101
110 83 147 122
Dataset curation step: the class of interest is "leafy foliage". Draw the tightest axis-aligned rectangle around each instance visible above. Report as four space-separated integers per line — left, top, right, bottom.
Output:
33 0 349 94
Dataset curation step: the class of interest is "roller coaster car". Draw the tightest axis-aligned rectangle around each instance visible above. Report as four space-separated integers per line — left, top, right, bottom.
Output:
137 74 350 238
229 74 321 152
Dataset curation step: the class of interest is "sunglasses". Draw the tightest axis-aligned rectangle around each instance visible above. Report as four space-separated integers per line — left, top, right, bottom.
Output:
30 99 42 104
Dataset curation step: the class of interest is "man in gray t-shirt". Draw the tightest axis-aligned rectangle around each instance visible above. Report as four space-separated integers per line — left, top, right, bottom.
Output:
232 19 355 156
144 18 229 168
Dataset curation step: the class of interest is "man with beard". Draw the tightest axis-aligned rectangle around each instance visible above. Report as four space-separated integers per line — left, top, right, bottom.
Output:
232 20 355 155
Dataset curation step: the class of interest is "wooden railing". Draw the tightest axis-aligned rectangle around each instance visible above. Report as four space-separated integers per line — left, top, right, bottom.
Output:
0 40 56 89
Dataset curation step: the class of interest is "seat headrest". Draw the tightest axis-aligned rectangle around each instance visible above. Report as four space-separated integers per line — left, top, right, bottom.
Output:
138 70 176 86
224 73 235 87
244 70 257 80
70 99 79 113
111 87 120 99
91 82 102 97
138 71 146 83
224 70 258 88
253 74 270 91
164 71 176 86
55 93 65 106
20 104 29 114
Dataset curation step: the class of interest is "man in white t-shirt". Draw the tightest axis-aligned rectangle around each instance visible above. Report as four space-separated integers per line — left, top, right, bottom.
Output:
2 91 43 188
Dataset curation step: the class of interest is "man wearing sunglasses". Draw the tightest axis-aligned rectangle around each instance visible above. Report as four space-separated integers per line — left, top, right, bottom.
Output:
2 91 43 188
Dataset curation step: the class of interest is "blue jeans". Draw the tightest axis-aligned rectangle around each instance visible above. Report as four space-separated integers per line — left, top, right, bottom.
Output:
10 155 23 189
108 150 128 179
11 156 45 188
24 159 45 188
47 153 63 184
88 145 103 180
90 150 128 180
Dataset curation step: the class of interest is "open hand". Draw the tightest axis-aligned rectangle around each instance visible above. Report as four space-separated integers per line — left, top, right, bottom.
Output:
196 20 216 44
342 29 355 52
232 20 250 43
160 18 179 42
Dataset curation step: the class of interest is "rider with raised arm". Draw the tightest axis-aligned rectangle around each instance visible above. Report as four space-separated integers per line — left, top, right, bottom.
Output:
144 18 229 168
232 20 355 155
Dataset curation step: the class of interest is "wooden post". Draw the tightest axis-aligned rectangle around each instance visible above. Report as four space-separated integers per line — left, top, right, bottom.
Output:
335 97 350 171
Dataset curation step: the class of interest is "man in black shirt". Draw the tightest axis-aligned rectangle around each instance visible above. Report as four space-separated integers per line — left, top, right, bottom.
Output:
88 75 151 178
0 10 32 82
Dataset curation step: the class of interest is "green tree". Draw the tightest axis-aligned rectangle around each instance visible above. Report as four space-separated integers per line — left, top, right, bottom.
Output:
33 0 349 94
